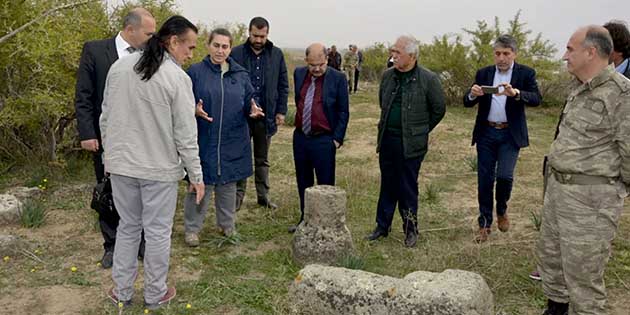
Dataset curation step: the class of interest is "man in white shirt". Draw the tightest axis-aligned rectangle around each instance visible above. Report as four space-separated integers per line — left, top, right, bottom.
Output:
603 20 630 79
463 34 542 242
74 7 155 269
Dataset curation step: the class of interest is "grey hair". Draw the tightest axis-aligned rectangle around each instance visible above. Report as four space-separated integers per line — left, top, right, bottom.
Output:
122 8 152 28
494 34 518 52
396 35 419 58
583 26 613 59
305 45 327 57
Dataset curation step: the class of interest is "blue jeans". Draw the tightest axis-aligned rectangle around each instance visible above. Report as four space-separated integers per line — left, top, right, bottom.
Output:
476 126 520 228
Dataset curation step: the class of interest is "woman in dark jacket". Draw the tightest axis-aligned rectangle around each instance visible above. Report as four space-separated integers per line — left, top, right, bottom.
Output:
183 28 263 246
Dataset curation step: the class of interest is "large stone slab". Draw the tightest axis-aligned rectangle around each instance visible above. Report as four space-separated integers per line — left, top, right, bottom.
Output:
0 194 22 225
292 186 354 266
288 265 494 315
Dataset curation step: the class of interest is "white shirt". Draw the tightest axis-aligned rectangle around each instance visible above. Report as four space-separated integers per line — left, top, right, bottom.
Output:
487 63 514 123
615 58 629 74
115 32 134 59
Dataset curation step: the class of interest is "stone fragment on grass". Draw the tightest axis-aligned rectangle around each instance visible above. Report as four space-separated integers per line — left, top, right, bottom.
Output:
0 194 22 225
292 185 354 266
0 234 19 253
5 187 42 201
288 264 494 315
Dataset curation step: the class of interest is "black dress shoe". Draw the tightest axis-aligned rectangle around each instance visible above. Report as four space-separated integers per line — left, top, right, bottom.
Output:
542 299 568 315
257 199 278 210
365 227 388 241
101 250 114 269
404 231 418 248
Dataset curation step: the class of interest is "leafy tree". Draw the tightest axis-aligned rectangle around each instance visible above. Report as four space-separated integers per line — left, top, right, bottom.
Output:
359 42 389 82
0 0 180 165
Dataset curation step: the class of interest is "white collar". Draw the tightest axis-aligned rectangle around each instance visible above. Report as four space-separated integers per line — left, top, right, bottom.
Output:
115 32 133 53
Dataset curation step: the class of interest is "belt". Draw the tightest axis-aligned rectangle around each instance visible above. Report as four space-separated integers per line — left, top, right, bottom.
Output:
299 129 330 137
487 121 509 129
551 168 618 185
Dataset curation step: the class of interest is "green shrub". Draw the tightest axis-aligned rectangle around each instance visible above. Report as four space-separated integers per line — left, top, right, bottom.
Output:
20 199 46 228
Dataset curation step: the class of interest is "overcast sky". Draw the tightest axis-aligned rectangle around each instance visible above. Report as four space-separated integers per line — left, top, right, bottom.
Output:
176 0 629 57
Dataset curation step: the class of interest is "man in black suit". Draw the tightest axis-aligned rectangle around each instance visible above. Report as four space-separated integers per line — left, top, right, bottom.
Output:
603 20 630 79
289 43 349 233
463 34 541 242
75 8 155 268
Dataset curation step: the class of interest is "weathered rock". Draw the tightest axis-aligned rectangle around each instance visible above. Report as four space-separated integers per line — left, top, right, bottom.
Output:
5 187 42 201
288 265 494 315
0 194 22 225
292 186 354 266
0 234 19 254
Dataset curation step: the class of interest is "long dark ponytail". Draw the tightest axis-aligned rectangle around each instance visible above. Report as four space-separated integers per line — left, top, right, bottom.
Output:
135 15 198 81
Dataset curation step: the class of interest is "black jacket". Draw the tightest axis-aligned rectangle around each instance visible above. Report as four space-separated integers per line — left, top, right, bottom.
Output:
230 39 289 136
463 63 541 149
75 37 118 141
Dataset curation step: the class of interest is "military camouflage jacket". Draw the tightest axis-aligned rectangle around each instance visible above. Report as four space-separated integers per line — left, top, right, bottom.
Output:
548 65 630 186
343 51 358 71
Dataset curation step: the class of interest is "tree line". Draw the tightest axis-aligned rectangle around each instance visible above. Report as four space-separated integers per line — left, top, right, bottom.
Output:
0 1 565 167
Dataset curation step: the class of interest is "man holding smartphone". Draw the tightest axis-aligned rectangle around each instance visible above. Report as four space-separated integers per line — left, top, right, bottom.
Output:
463 34 541 243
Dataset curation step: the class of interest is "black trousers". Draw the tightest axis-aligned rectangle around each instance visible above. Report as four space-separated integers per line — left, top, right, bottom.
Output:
375 132 423 234
353 69 360 92
292 129 336 221
236 119 272 204
93 151 144 255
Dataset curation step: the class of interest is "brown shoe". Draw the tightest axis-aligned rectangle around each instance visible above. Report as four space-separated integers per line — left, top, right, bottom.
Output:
497 214 510 232
475 227 491 243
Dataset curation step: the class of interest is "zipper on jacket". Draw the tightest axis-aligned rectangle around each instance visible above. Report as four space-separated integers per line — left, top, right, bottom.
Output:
217 70 225 177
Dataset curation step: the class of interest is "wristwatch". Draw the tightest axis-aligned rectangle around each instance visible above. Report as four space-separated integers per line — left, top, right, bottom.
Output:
514 88 521 101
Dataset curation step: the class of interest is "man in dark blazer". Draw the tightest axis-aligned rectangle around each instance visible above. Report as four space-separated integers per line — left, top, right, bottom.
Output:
603 20 630 79
463 34 541 243
74 8 155 268
289 43 349 233
230 16 289 211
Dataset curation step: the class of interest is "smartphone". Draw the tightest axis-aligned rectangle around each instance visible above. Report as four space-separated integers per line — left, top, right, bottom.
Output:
481 85 499 94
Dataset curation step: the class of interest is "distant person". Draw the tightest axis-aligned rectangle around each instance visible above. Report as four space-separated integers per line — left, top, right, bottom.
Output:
289 43 349 233
75 7 155 269
183 28 265 246
327 45 342 70
463 34 541 243
353 46 363 93
537 25 630 315
230 16 289 211
366 35 445 248
343 44 358 94
603 20 630 78
100 15 204 310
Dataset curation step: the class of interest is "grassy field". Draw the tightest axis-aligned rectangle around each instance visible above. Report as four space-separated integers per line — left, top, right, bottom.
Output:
1 84 629 315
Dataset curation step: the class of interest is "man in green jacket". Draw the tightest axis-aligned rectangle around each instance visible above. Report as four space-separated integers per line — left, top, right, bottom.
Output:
366 35 446 247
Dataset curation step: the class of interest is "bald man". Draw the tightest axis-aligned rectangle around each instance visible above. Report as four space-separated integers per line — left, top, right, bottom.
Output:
288 43 349 233
75 7 155 268
536 26 630 315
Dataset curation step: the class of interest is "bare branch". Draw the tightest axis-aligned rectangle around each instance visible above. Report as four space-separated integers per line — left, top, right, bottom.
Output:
0 0 93 45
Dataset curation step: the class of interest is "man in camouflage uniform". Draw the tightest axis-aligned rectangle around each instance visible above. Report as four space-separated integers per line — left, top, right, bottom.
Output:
536 26 630 315
343 45 359 93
